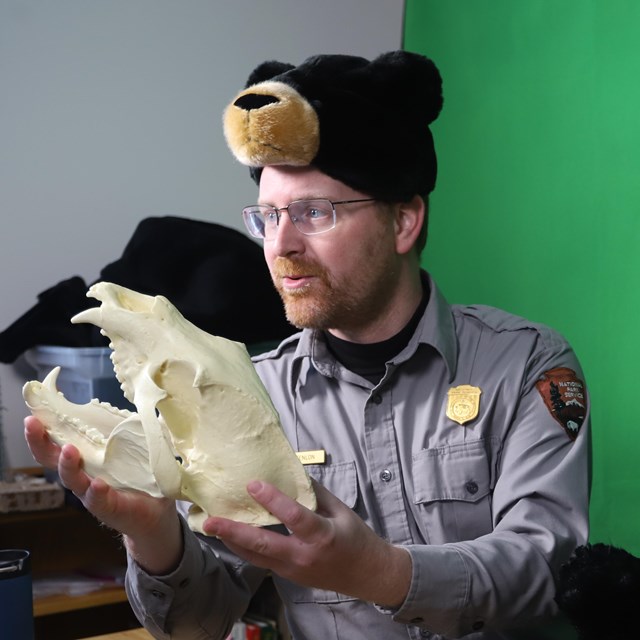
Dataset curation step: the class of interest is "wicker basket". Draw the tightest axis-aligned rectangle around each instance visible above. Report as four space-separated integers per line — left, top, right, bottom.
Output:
0 468 64 513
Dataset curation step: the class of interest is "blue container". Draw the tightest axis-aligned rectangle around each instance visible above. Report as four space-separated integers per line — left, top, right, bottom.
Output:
25 345 133 410
25 346 135 506
0 549 34 639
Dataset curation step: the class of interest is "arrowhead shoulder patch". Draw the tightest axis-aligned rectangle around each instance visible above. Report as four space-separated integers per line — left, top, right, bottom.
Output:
535 367 586 440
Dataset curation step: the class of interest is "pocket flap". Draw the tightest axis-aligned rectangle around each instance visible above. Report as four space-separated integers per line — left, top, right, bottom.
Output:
306 460 358 509
412 440 492 504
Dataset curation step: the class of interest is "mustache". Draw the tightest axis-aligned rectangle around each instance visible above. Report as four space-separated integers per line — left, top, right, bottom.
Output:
271 257 326 279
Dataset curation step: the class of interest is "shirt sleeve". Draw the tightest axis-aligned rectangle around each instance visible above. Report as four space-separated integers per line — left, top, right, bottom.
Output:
391 335 591 637
125 514 268 639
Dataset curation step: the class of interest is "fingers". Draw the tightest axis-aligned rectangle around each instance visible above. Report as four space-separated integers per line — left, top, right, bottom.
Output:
26 419 177 544
25 416 103 511
58 447 122 522
246 481 329 542
204 515 290 570
205 480 384 598
58 443 92 498
24 416 61 468
202 481 310 560
203 480 332 571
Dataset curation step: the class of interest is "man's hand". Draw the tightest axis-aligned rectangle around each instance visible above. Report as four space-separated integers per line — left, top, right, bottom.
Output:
24 416 183 575
204 479 412 608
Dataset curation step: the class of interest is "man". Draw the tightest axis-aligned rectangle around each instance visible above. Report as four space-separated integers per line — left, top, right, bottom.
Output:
25 51 589 639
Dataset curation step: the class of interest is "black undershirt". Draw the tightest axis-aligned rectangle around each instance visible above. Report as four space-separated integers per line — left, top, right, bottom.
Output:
324 288 429 384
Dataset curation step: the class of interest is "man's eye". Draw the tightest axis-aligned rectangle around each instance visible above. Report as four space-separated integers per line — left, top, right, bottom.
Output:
305 207 329 220
265 211 278 223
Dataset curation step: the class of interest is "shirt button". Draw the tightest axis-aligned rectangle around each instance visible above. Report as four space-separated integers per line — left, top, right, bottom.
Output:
380 469 393 482
465 480 479 495
372 393 383 404
420 630 431 638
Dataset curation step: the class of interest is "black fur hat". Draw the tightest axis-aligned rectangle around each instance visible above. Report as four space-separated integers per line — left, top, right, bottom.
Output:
223 50 443 202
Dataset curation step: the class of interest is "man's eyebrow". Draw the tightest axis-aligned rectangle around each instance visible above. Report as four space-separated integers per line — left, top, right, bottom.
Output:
258 196 331 206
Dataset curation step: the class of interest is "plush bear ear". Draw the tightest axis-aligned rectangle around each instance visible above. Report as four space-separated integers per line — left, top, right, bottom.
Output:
245 60 294 88
367 51 443 125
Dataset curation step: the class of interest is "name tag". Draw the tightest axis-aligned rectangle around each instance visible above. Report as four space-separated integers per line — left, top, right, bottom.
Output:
296 449 326 465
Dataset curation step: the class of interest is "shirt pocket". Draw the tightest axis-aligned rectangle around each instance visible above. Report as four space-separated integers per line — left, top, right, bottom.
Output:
275 460 359 605
411 439 495 544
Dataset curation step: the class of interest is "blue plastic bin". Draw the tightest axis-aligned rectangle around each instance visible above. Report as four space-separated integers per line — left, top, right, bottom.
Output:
25 346 133 409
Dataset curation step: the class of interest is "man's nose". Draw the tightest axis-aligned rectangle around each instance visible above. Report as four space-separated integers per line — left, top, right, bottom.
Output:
271 211 304 255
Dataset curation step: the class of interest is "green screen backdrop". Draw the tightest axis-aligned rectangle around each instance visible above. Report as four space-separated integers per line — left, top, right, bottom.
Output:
404 0 640 554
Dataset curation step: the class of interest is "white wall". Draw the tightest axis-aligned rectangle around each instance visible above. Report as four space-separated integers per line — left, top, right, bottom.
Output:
0 0 404 468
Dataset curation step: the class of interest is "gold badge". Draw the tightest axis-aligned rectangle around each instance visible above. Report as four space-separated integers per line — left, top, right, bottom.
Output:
446 385 482 425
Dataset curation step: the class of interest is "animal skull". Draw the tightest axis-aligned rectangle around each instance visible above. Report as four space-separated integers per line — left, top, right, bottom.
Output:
23 282 316 533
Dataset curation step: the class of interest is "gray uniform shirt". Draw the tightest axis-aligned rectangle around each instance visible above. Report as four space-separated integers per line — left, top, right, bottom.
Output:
126 273 590 640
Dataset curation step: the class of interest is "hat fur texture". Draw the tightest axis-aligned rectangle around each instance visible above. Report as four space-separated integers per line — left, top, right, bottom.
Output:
223 50 443 202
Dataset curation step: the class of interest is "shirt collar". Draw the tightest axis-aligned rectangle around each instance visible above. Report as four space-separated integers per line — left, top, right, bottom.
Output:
413 271 458 382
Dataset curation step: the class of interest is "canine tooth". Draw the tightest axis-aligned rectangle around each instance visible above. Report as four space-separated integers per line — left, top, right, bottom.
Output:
42 367 61 390
70 307 101 325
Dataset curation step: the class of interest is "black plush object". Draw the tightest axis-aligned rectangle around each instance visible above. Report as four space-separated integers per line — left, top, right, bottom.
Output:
223 50 443 202
555 543 640 640
0 216 294 364
0 276 104 363
99 216 293 345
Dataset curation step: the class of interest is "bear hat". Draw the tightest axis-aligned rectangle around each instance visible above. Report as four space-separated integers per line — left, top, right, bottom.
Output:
223 50 443 202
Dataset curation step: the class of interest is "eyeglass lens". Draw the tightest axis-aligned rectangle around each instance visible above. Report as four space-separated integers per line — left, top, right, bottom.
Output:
243 199 336 238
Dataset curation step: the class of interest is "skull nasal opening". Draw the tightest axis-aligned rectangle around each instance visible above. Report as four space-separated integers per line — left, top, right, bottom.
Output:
233 93 280 111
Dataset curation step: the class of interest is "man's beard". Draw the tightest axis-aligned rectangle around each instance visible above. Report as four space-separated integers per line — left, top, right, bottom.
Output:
270 254 396 332
270 257 333 329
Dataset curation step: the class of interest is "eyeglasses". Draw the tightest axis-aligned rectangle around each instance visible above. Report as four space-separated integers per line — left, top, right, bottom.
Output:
242 198 377 239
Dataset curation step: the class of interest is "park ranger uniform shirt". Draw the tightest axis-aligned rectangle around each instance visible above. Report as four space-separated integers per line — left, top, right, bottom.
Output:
126 271 590 640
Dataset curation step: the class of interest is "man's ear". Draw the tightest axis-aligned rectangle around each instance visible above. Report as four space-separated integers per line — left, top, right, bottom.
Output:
394 195 425 255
